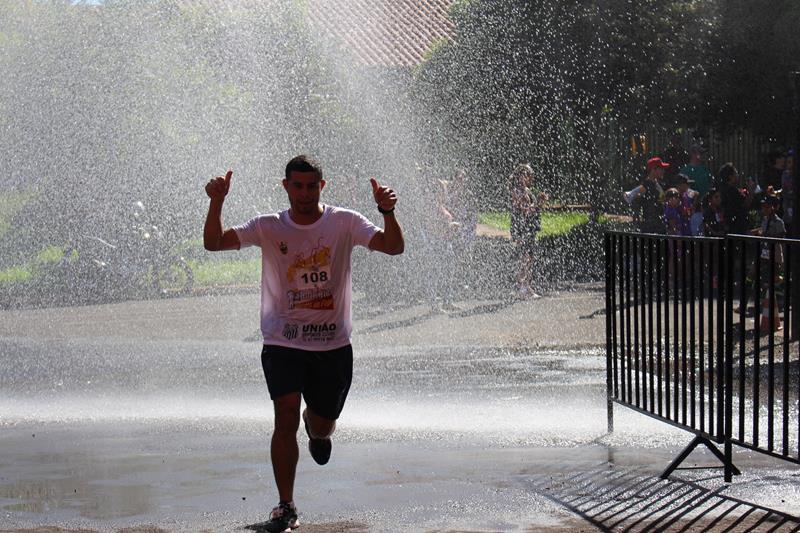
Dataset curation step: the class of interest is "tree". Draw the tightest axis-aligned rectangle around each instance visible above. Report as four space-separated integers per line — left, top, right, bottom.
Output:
702 0 800 145
0 0 393 263
412 0 720 206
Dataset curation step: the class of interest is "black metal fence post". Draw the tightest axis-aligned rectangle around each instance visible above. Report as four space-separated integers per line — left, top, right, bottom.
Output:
724 238 734 482
606 233 614 433
716 237 725 440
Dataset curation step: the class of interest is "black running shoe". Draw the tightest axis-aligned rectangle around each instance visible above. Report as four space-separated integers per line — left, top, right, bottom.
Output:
303 411 332 465
264 501 299 533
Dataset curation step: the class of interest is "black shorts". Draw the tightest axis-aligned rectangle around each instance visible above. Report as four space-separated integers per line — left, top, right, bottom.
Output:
260 344 353 421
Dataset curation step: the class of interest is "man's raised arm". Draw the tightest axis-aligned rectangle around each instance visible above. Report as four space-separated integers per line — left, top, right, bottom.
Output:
204 170 241 251
367 177 405 256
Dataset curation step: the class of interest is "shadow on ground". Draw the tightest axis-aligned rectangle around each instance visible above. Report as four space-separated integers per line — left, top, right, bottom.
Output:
520 465 800 532
244 520 369 532
357 299 520 335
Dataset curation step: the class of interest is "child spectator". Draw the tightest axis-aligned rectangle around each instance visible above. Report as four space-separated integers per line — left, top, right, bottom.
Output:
448 168 478 274
664 188 687 236
690 193 704 236
676 174 696 224
755 194 786 240
744 195 786 330
510 163 547 299
676 174 696 204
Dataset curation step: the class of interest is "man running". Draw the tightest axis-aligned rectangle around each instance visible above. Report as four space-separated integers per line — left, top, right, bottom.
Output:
203 155 404 532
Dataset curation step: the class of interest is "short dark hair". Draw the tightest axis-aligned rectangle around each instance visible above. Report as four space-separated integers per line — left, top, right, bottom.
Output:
718 162 738 183
285 155 323 181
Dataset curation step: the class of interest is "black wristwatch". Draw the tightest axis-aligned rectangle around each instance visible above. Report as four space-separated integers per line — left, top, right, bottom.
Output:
378 206 395 215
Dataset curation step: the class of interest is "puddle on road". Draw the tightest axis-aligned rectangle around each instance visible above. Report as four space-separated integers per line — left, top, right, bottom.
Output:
0 475 152 519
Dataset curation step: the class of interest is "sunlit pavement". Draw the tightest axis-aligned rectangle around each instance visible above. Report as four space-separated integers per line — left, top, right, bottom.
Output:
1 288 799 531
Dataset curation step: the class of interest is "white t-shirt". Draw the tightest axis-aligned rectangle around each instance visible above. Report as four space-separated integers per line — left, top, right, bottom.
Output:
233 205 380 351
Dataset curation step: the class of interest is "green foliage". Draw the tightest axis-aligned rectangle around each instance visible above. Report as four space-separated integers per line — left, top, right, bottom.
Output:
0 266 31 285
35 246 64 265
702 0 800 142
0 243 259 290
0 0 387 259
0 189 38 239
413 0 800 203
0 244 62 287
413 37 450 77
188 258 261 287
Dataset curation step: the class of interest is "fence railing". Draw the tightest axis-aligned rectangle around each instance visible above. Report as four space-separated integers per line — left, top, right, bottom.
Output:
605 231 800 482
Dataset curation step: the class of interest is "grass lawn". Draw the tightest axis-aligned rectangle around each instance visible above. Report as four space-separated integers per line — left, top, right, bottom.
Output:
188 258 261 286
478 210 591 238
193 211 597 287
183 237 261 287
1 210 607 292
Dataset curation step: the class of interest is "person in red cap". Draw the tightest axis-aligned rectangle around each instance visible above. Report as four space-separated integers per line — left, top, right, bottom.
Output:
631 157 669 233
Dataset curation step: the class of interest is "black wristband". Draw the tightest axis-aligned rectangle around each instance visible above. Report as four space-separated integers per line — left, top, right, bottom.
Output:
378 206 395 215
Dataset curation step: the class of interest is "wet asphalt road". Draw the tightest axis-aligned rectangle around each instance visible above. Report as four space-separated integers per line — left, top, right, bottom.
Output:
1 290 799 531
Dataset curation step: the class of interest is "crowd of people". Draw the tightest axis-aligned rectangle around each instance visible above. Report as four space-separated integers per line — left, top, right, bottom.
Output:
627 144 796 241
627 143 797 331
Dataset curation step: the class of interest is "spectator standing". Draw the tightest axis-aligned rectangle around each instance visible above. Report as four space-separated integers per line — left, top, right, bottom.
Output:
633 157 668 234
448 168 478 279
689 193 704 236
679 145 713 199
719 163 753 235
744 195 786 330
510 163 547 299
757 194 786 240
781 150 795 230
760 150 786 194
719 163 756 304
703 188 728 237
662 134 689 188
425 179 460 311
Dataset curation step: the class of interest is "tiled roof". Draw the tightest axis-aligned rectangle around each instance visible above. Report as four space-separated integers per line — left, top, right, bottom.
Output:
307 0 456 68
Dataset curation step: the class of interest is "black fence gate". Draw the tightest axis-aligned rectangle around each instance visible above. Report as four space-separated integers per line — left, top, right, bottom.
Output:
605 231 800 482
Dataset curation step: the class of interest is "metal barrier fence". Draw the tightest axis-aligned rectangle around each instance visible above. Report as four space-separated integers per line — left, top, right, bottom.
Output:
605 231 800 482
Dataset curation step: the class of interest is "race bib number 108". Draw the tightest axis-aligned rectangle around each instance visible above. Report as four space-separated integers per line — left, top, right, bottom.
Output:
299 268 330 285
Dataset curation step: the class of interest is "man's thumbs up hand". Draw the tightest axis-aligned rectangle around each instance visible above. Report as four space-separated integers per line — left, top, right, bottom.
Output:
206 170 233 201
370 178 397 213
